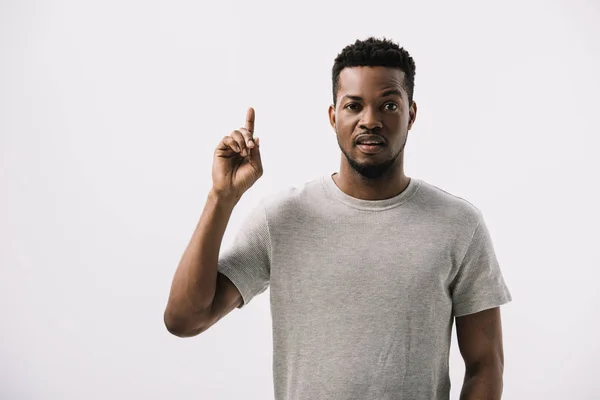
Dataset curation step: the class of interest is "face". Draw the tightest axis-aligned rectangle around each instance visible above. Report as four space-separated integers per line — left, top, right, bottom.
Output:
329 66 417 179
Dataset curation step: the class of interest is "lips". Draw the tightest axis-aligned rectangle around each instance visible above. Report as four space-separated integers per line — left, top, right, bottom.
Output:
357 143 384 154
355 134 386 146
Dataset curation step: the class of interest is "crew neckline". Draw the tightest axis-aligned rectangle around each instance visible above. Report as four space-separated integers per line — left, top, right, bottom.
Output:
321 172 421 211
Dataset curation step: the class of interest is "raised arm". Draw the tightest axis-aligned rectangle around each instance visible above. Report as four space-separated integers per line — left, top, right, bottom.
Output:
456 307 505 399
163 108 263 337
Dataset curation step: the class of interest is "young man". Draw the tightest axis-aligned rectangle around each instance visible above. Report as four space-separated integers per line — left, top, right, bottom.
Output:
164 37 512 400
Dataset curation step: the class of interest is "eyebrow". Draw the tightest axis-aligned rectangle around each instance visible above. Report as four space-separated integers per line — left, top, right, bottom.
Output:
342 89 403 102
381 89 403 98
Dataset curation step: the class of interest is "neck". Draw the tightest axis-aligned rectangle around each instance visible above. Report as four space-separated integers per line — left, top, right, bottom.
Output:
333 156 410 201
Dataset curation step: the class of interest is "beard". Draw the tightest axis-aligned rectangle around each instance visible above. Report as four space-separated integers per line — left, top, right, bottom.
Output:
336 133 407 180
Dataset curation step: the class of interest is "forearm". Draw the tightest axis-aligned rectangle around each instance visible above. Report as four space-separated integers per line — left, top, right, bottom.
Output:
165 190 238 328
459 364 503 400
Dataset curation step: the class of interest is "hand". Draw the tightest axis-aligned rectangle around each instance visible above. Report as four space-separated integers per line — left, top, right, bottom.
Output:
211 107 263 201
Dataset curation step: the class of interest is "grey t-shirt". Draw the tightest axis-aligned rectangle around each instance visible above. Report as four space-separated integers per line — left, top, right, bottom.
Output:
218 173 512 400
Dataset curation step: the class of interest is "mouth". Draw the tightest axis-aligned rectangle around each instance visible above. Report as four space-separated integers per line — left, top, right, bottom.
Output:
355 133 386 153
356 143 385 154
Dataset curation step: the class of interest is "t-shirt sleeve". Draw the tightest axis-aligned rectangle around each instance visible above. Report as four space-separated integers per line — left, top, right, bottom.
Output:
451 212 512 317
217 200 271 309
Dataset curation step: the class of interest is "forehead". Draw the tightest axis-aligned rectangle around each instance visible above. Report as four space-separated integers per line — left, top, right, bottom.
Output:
338 66 406 97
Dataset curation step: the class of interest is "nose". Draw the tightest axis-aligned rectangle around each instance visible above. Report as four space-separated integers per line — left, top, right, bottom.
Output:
359 107 383 131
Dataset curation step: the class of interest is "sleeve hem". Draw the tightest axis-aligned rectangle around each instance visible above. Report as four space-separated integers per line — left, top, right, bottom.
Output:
453 293 513 317
218 263 254 309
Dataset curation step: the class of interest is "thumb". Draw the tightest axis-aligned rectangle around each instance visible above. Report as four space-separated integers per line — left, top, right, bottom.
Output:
249 137 262 169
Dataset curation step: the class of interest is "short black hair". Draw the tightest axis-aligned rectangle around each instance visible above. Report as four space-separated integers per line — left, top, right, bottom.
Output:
332 37 416 105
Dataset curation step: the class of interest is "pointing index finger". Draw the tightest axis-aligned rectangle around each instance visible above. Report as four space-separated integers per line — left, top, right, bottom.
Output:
245 107 255 133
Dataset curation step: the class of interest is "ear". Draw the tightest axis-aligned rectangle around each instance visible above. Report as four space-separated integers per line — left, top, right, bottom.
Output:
408 101 417 131
328 104 336 130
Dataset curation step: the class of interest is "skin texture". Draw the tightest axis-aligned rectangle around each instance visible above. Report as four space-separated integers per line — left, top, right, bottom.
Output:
456 307 505 399
328 66 417 200
163 191 244 337
164 110 259 337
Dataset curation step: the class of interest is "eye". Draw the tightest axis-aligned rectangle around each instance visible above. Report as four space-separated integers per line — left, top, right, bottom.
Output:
384 102 399 111
344 103 360 111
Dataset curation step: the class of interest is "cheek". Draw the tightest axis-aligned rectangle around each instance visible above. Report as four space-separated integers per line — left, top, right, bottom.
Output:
387 114 408 130
336 115 357 133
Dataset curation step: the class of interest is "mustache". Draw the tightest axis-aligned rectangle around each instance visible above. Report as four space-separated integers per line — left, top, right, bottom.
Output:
357 130 385 138
358 129 382 135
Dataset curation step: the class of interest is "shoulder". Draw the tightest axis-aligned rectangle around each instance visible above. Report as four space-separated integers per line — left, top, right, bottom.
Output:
412 179 484 231
258 175 327 219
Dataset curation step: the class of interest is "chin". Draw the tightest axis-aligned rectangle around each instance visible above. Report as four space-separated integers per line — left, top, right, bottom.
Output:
339 144 400 179
348 158 395 180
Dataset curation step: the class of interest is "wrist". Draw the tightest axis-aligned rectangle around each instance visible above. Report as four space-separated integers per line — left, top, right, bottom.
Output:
208 188 240 208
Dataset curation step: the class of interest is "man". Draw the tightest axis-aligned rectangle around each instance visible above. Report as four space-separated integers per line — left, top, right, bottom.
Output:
164 37 512 400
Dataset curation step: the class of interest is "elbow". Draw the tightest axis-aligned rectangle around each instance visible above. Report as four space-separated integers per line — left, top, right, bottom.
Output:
163 316 191 338
163 307 210 338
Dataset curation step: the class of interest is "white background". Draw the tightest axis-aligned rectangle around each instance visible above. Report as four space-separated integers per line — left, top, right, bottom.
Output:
1 0 599 398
